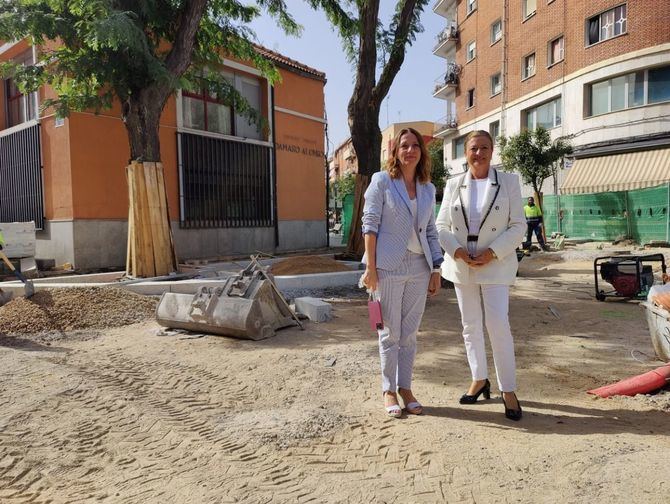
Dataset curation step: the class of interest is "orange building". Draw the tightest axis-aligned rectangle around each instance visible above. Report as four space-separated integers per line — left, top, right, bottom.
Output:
0 41 327 269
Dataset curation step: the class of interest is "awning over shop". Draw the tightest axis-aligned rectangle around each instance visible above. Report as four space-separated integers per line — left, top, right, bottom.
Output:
561 148 670 194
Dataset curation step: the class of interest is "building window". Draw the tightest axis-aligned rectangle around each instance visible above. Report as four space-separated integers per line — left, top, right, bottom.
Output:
467 0 477 15
453 135 466 158
466 41 476 62
548 36 564 66
466 88 475 109
525 96 561 130
587 4 627 46
523 0 537 19
491 19 502 44
587 65 670 116
490 73 502 96
489 120 500 140
182 72 263 140
648 66 670 104
522 53 536 80
4 50 38 128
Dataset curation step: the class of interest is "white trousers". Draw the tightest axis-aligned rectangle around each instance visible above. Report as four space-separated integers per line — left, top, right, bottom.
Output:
377 252 431 393
453 283 517 392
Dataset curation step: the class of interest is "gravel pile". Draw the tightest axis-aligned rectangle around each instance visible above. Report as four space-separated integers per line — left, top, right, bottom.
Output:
0 287 157 335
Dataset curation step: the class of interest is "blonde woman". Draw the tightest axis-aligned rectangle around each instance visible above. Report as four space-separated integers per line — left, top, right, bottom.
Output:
436 130 526 421
361 128 443 417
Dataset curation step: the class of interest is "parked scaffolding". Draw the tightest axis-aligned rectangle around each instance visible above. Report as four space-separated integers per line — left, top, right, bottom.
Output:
543 183 670 243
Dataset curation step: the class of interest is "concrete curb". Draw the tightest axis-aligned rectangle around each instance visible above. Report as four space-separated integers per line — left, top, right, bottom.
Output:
0 269 362 298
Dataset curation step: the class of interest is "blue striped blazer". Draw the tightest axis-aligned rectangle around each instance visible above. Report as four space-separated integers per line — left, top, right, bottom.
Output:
361 171 443 272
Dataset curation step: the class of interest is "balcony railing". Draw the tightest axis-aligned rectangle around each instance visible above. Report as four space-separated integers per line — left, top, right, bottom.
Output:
434 115 458 136
433 22 460 57
433 63 461 97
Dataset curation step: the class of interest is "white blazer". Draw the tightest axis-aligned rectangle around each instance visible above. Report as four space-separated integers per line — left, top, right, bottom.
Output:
435 168 526 285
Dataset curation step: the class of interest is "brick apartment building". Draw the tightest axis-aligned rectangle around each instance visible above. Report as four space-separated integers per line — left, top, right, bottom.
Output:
432 0 670 196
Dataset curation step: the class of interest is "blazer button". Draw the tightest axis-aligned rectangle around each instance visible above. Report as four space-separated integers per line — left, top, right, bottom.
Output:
455 206 459 211
455 227 459 231
492 227 497 232
495 205 499 210
419 228 423 232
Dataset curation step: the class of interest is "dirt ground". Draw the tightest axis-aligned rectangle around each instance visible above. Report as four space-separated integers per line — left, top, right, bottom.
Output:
270 255 353 275
1 244 669 503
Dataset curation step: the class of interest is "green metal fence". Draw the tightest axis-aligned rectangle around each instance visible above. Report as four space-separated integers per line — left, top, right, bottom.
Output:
341 193 354 245
342 184 670 246
541 183 670 243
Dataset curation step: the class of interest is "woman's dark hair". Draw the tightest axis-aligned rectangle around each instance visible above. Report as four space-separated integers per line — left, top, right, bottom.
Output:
385 127 432 183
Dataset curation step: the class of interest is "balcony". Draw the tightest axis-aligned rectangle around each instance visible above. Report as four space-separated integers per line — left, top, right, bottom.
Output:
434 115 458 138
433 0 458 18
432 63 461 99
433 24 459 58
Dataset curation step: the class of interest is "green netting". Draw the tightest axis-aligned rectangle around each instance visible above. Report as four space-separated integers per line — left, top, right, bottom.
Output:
558 191 628 240
542 194 559 236
538 183 670 243
627 184 669 243
341 193 354 245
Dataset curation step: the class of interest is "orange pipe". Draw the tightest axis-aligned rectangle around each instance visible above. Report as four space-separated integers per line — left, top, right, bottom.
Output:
587 365 670 398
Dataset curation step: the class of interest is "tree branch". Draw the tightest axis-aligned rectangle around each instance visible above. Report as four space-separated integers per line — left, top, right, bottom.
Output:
372 0 420 107
165 0 208 77
347 0 379 122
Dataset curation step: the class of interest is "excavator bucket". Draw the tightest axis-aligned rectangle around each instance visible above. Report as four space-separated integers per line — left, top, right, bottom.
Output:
155 260 300 340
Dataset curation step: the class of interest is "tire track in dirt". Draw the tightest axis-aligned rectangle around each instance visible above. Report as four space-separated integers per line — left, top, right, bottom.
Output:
0 350 322 503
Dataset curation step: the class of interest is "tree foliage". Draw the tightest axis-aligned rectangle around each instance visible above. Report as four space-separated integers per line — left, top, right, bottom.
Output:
332 172 356 203
0 0 298 160
428 139 447 197
498 127 573 196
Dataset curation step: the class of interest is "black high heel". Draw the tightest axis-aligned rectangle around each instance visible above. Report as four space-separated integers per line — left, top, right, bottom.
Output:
502 392 523 421
459 379 491 404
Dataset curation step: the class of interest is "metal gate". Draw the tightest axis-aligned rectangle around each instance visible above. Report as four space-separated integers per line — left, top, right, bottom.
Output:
178 132 274 229
0 122 43 229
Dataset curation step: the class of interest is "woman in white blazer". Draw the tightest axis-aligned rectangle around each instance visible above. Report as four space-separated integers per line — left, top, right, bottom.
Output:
361 128 444 418
435 130 526 421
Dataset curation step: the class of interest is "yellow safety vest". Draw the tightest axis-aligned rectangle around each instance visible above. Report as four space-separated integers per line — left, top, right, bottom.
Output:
523 205 542 219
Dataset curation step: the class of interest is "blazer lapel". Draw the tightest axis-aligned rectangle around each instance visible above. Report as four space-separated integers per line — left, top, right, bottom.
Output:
391 176 413 215
457 171 471 233
479 168 501 229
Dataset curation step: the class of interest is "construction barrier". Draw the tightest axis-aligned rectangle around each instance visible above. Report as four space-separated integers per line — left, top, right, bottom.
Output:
341 193 354 245
342 183 670 246
542 183 670 243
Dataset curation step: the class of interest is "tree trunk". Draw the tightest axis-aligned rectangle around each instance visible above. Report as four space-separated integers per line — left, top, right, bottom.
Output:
343 0 420 257
346 107 382 257
533 189 547 245
123 88 169 162
122 88 177 277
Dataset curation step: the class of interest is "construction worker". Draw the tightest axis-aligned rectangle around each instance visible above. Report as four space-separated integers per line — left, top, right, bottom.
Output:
523 197 549 251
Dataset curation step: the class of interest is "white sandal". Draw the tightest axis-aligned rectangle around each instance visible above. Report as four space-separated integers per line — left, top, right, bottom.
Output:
385 404 402 418
404 401 423 415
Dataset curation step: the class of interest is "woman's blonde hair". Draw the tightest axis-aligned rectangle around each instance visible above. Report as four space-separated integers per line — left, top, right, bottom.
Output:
464 130 494 150
385 127 432 183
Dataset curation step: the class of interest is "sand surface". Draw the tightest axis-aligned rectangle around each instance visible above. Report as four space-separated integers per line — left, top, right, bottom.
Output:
270 255 352 275
1 244 668 503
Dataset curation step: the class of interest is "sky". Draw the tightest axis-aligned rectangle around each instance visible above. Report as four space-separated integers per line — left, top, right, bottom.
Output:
249 2 445 155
